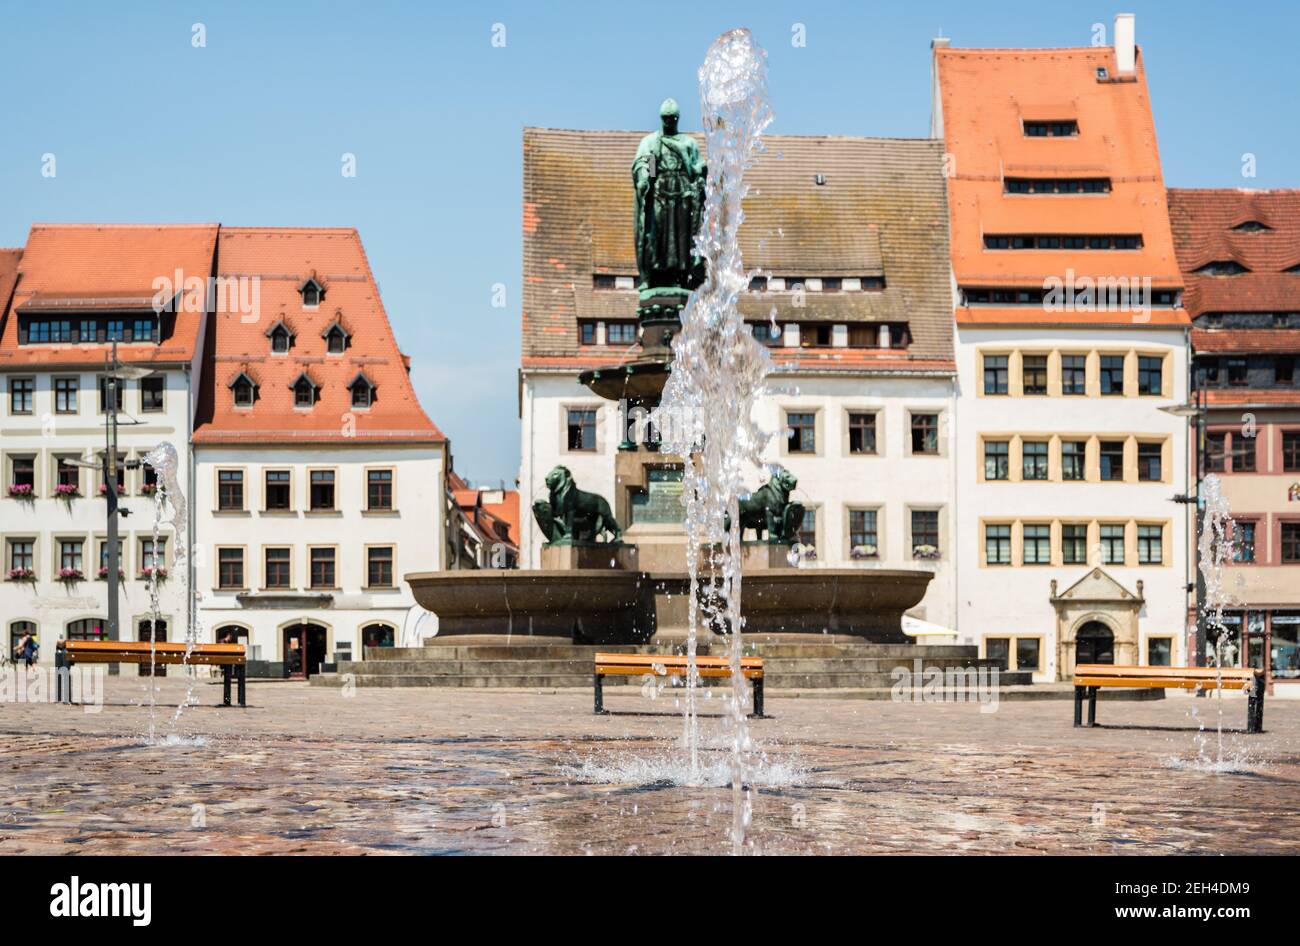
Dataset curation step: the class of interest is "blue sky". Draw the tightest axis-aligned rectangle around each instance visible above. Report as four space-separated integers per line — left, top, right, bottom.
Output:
2 1 1298 483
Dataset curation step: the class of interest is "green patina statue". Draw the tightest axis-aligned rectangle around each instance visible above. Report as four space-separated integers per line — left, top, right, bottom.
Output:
726 469 805 544
532 466 623 544
633 98 706 302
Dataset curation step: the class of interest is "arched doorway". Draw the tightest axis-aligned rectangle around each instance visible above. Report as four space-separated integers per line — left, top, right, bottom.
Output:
137 618 168 676
282 622 328 679
1076 621 1115 665
361 623 395 656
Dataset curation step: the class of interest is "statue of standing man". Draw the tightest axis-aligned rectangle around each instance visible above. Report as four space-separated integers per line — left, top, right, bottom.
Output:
632 98 706 301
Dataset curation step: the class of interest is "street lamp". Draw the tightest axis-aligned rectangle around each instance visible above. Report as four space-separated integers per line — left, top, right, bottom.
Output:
1161 388 1207 668
65 340 152 642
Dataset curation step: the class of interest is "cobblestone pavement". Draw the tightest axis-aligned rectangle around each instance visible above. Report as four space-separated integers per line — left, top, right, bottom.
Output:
1 675 1297 855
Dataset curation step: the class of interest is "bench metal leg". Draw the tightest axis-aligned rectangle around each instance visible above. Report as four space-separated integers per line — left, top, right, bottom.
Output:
751 677 765 718
593 673 606 715
1248 675 1264 734
222 665 232 707
1073 685 1083 727
1087 687 1098 727
237 664 246 707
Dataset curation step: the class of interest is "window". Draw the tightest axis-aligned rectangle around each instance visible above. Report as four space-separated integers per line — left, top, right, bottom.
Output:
1206 432 1227 473
54 378 78 414
59 539 83 573
1233 522 1256 563
217 548 245 589
98 539 123 574
1283 523 1300 564
1061 441 1086 481
9 378 34 414
98 377 123 412
1099 356 1125 395
1100 524 1126 565
265 470 291 511
1276 356 1295 385
309 470 335 511
1284 432 1300 472
1137 524 1163 564
1227 358 1248 386
566 409 597 451
10 455 36 490
367 470 393 510
1022 441 1049 480
270 325 292 354
985 525 1011 565
911 510 939 559
1022 355 1048 395
8 539 34 573
300 280 323 307
293 376 316 408
1062 524 1088 564
1138 356 1163 395
1060 356 1092 397
607 321 637 344
1023 120 1078 137
140 376 164 412
1099 441 1124 481
1004 177 1111 194
102 453 125 494
310 548 336 589
218 470 244 511
350 376 374 409
66 619 102 641
367 547 394 588
1137 442 1162 481
849 510 878 557
786 412 816 453
1147 637 1172 667
847 324 877 347
55 457 79 491
800 325 832 348
325 325 348 354
1022 524 1051 565
983 355 1008 395
264 548 291 588
847 413 876 455
910 413 939 455
985 638 1010 671
9 621 36 662
751 322 782 346
798 509 817 549
140 538 166 572
1230 434 1256 472
232 375 255 408
1016 639 1041 673
984 440 1009 480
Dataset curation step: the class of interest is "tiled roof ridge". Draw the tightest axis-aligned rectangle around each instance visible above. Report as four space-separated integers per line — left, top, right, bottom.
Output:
936 45 1130 55
28 222 220 231
525 126 942 146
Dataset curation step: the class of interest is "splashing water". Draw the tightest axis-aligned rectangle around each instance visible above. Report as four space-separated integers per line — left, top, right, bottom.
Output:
140 442 205 739
1197 473 1238 767
651 28 775 855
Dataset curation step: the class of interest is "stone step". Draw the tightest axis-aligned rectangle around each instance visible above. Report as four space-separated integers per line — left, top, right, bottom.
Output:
365 642 981 661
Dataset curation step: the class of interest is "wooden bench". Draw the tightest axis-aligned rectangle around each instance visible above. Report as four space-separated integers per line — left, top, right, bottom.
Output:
593 653 765 717
55 640 248 707
1074 664 1264 733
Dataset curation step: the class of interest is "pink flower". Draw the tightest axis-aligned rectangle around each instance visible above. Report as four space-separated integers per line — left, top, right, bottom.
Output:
8 484 34 498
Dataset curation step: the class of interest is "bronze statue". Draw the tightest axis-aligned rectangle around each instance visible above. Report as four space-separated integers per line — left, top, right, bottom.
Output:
726 469 805 544
632 98 706 301
532 466 622 544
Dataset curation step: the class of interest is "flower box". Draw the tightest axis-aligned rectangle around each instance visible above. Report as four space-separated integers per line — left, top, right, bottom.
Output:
54 484 81 500
7 484 34 500
97 483 126 496
96 566 125 581
850 544 878 560
913 544 941 560
58 567 84 584
6 567 35 582
139 566 168 581
140 483 158 496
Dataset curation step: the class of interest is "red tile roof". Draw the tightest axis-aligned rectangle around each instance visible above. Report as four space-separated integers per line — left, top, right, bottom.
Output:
1191 328 1300 354
192 227 443 444
0 249 21 324
1205 388 1300 407
936 46 1186 327
1167 189 1300 318
0 224 218 368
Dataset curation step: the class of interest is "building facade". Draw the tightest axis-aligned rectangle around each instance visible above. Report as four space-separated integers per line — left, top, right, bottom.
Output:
191 227 446 676
934 19 1192 680
520 129 960 630
1170 188 1300 689
0 225 216 659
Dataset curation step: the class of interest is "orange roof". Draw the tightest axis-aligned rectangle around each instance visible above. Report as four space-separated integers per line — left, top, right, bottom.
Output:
0 249 21 323
0 224 219 368
1168 189 1300 317
936 45 1186 326
192 227 443 444
482 490 520 546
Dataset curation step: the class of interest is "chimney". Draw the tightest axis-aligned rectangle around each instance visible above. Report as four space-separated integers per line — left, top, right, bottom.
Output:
1113 13 1135 74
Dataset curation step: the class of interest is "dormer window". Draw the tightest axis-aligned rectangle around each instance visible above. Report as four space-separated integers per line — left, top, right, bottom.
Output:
1233 221 1271 232
1023 120 1078 137
349 373 376 409
322 320 350 355
1194 260 1250 276
266 321 295 354
229 372 258 408
291 373 319 409
299 277 325 308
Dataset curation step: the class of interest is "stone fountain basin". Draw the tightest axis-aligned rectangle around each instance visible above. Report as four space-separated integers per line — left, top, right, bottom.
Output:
406 567 933 645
